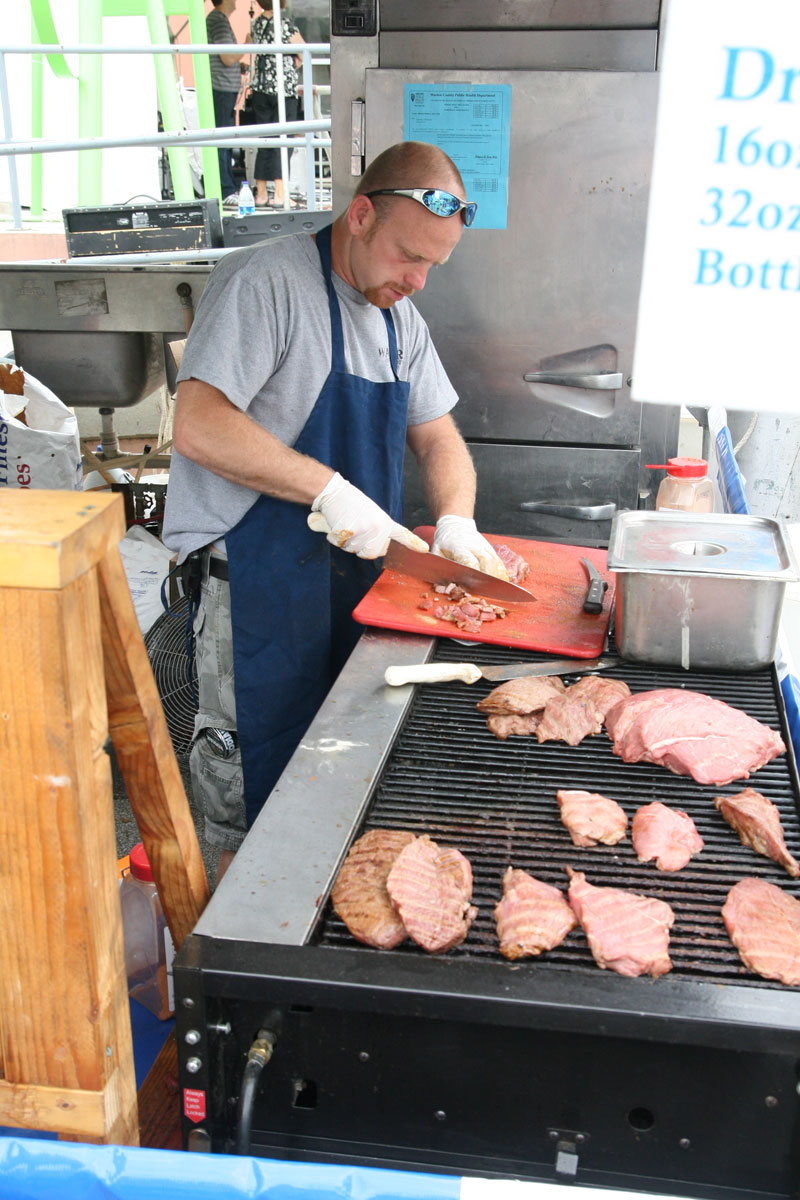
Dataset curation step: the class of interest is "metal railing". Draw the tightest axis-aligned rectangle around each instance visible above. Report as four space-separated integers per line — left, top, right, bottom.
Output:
0 36 331 248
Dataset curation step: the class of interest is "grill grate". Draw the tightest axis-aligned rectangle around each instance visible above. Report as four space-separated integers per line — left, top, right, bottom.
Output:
319 642 800 988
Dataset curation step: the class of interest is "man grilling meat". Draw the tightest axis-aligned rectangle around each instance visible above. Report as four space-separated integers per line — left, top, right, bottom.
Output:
162 141 507 883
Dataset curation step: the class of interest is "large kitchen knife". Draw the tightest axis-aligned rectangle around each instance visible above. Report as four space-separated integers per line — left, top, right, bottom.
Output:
307 512 535 605
384 656 618 687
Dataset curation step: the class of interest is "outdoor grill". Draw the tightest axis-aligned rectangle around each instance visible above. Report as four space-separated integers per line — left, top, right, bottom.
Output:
175 630 800 1199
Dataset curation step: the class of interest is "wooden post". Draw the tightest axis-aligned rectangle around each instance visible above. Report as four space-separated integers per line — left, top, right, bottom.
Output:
0 490 209 1143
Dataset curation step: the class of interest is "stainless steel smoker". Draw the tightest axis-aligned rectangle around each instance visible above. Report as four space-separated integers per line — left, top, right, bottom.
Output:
330 0 678 544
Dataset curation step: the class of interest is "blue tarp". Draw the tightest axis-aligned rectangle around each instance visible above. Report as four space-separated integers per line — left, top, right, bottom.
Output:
0 1138 461 1200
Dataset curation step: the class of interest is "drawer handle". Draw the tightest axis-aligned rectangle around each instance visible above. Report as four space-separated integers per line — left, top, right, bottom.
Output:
519 501 616 521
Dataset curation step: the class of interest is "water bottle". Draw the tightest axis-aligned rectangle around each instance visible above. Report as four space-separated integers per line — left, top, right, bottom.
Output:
237 181 256 217
119 843 175 1020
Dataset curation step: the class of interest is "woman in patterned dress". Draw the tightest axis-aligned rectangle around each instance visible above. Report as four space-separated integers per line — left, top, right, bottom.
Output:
246 2 305 208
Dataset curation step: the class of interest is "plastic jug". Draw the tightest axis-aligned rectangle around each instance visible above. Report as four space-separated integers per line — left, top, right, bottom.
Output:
647 457 715 513
237 181 255 217
119 843 175 1019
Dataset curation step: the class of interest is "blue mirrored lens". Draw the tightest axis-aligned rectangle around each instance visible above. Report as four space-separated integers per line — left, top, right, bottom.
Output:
423 190 461 217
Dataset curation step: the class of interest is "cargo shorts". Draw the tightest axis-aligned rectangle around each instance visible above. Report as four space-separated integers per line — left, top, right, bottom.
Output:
189 560 247 852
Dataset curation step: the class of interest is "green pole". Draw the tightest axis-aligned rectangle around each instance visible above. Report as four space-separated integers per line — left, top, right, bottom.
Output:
144 0 194 201
30 0 79 217
78 0 103 204
187 0 222 204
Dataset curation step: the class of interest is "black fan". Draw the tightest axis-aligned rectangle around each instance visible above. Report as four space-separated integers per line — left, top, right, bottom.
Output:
144 596 198 755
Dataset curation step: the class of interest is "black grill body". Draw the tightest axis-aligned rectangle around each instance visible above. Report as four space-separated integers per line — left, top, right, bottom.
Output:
176 642 800 1197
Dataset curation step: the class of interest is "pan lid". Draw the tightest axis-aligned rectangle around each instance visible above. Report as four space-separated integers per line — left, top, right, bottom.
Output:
607 510 800 580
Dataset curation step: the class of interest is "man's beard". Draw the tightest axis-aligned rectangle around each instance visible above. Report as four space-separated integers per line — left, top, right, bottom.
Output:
363 281 414 308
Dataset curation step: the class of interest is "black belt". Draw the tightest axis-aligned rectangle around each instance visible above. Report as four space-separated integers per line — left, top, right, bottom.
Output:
207 555 229 582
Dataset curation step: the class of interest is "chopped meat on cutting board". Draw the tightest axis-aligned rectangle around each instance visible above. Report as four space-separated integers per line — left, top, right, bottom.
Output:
477 674 566 716
557 790 628 847
386 835 477 954
567 868 675 978
426 584 507 634
631 802 704 872
604 688 785 786
330 828 415 949
494 868 577 960
486 713 542 740
714 788 800 878
496 544 530 584
722 878 800 986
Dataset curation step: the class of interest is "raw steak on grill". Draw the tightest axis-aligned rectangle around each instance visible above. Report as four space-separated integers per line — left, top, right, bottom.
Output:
557 790 628 847
330 828 415 948
714 788 800 878
496 544 531 584
722 878 800 986
494 868 577 959
478 674 566 716
604 688 785 786
487 713 542 740
631 802 704 872
567 868 675 978
386 835 477 954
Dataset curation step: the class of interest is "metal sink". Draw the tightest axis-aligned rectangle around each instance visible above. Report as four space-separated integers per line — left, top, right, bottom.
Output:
0 262 211 407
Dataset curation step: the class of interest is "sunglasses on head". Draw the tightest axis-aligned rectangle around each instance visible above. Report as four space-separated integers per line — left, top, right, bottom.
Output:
364 188 478 227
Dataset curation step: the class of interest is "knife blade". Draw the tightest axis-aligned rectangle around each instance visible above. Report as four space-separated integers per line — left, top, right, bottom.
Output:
307 511 535 605
580 556 610 614
384 656 618 687
383 539 536 605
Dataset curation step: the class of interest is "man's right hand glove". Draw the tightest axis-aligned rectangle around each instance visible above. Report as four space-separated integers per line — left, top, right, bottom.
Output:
309 472 429 560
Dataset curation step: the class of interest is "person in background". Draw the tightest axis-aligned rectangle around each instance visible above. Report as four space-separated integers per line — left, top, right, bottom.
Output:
161 141 506 884
206 0 244 207
245 0 305 209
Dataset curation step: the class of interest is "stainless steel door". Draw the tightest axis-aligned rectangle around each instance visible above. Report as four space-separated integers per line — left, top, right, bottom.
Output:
366 68 660 450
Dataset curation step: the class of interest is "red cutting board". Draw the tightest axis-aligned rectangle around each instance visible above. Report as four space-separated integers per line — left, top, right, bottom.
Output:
352 528 615 659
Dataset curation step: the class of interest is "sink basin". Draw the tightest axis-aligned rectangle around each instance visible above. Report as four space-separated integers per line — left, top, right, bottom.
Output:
0 262 211 407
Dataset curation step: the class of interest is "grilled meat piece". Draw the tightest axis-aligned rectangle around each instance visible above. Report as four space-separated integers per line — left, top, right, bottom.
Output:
330 828 415 949
386 835 477 954
496 544 531 584
632 802 704 872
567 868 675 978
566 675 631 720
714 788 800 878
477 674 566 716
604 688 785 786
557 790 628 848
494 868 577 960
536 694 601 746
486 713 542 740
722 878 800 986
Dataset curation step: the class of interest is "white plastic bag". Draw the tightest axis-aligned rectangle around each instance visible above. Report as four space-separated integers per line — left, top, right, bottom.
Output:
118 525 175 635
0 365 83 491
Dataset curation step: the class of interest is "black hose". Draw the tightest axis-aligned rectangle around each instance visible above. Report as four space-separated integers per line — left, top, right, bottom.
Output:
235 1030 275 1155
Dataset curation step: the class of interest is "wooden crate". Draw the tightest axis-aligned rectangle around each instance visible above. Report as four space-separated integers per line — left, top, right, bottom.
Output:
0 490 209 1143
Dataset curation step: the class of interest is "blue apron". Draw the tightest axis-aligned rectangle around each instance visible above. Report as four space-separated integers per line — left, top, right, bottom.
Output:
225 223 410 827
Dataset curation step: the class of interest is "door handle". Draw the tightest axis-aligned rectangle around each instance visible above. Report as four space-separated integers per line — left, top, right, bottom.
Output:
523 371 623 390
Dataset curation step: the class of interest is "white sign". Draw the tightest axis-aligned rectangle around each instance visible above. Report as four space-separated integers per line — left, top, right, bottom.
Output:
632 0 800 412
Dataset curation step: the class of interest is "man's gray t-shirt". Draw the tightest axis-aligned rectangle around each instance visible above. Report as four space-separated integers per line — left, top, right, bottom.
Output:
162 232 458 562
206 9 240 92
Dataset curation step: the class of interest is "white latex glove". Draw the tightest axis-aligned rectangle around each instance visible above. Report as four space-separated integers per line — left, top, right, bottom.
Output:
309 472 430 560
431 514 509 580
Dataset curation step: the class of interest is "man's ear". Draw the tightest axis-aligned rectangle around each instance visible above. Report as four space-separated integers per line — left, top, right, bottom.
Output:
348 193 376 237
